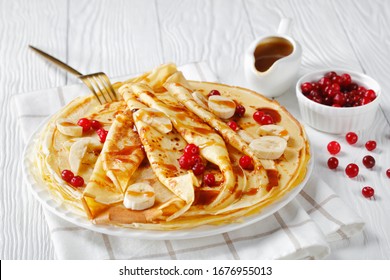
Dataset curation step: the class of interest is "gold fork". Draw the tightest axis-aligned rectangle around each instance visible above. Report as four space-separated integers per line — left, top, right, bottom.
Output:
29 45 118 104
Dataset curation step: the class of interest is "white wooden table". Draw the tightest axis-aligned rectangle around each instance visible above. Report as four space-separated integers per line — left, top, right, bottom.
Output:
1 0 389 259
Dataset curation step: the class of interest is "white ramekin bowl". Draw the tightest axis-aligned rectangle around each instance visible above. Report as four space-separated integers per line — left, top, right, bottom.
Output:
296 69 381 134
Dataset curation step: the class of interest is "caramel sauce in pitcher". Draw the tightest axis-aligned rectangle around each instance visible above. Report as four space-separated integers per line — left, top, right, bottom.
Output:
254 37 293 72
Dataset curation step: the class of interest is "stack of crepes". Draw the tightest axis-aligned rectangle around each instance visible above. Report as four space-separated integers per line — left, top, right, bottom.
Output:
35 63 310 230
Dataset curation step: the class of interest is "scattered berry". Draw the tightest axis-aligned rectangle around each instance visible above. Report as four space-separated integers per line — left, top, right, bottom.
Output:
239 155 254 170
184 143 199 156
253 111 265 124
362 186 374 198
327 141 341 155
253 110 274 125
77 118 92 132
386 169 390 178
228 120 239 131
70 176 84 187
327 157 339 169
345 132 358 145
345 163 359 178
61 169 74 183
362 155 375 168
365 140 377 151
204 173 216 186
234 104 246 118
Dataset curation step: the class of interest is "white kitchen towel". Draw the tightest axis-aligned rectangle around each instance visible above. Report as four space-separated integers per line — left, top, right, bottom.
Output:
16 62 364 260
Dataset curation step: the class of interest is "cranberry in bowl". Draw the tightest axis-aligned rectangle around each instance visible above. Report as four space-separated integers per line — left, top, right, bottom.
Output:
296 69 381 134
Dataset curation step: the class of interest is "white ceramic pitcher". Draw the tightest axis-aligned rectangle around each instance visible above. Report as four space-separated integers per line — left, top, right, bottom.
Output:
244 18 302 98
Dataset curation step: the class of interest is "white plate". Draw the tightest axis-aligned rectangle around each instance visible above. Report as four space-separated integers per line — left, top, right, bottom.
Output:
23 121 313 240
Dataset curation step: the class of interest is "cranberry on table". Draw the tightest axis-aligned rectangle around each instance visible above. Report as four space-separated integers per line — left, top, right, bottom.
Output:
365 140 377 151
386 168 390 178
345 163 359 178
345 132 358 145
184 143 199 156
70 176 84 187
77 118 92 132
204 173 216 186
362 155 375 168
234 104 246 117
208 90 221 97
239 155 254 170
362 186 375 198
227 120 239 131
327 157 339 169
327 141 341 155
61 169 74 182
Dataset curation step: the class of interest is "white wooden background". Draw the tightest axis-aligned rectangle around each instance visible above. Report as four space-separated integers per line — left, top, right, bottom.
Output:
1 0 389 259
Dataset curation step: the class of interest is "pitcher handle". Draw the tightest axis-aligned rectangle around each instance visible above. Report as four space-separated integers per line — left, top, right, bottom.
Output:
277 18 292 35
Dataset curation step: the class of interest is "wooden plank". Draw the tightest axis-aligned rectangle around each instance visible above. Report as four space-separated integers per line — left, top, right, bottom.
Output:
0 0 68 259
66 0 163 79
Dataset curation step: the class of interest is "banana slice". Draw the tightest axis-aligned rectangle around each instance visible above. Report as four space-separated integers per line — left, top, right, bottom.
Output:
192 91 208 109
56 118 83 137
133 108 172 134
249 136 287 160
123 183 155 210
69 137 102 173
207 95 236 119
257 124 289 141
237 130 255 144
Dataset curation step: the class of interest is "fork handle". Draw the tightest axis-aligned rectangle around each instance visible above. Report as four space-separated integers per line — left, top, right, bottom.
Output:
29 45 83 77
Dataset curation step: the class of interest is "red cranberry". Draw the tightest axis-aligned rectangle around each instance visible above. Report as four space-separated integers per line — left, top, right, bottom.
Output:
360 97 372 105
208 90 220 97
239 155 254 170
333 93 345 106
77 118 92 132
204 173 216 186
91 120 102 130
362 155 375 168
61 169 74 183
318 77 331 89
178 154 193 170
330 83 341 91
253 111 265 123
364 89 376 100
228 121 239 131
340 73 351 87
365 140 377 151
327 141 341 155
234 104 246 117
301 82 313 94
191 154 203 166
325 71 337 79
386 169 390 178
70 176 84 187
184 143 199 156
259 114 274 125
345 132 358 145
327 157 339 169
331 75 342 84
192 162 205 175
362 186 374 198
96 128 108 143
345 163 359 178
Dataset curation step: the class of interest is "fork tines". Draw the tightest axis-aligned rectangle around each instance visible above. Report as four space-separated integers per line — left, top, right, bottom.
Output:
80 72 118 104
